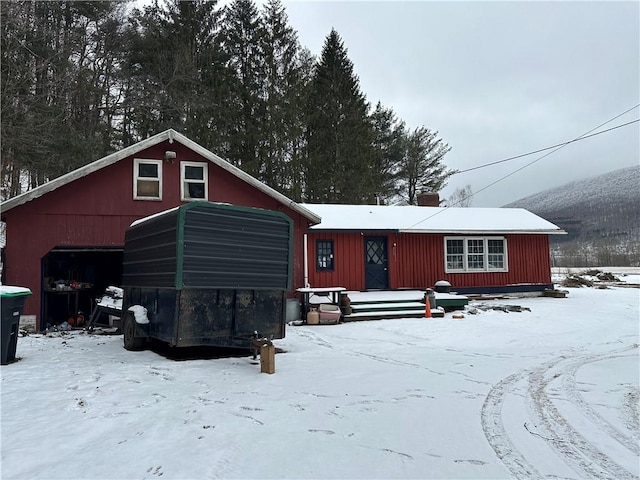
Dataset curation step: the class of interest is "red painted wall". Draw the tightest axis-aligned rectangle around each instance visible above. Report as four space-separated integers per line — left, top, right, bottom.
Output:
306 231 552 290
2 140 312 320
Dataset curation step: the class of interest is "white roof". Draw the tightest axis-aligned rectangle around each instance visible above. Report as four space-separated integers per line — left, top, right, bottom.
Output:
301 204 565 235
1 129 321 225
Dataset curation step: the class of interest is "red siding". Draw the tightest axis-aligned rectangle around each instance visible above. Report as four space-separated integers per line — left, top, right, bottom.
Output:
307 231 552 291
2 140 312 319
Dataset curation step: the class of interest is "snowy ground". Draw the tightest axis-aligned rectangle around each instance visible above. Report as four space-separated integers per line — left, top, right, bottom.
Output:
1 270 639 479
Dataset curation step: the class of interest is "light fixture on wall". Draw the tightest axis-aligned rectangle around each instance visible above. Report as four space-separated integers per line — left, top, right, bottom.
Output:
164 151 177 163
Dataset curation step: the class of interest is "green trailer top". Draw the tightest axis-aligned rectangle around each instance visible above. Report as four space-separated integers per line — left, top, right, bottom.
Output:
122 202 294 291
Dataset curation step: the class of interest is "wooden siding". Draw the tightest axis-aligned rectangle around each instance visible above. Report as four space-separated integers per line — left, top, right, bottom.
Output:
307 231 552 291
2 140 312 319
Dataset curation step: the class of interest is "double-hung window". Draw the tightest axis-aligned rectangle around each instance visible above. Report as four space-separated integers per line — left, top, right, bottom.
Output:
133 159 162 200
445 237 507 272
181 162 208 201
316 240 334 271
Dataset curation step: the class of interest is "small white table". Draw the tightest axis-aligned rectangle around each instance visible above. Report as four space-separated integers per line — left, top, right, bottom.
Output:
296 286 347 313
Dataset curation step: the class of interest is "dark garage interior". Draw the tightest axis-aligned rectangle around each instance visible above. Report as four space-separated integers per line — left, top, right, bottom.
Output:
41 248 123 330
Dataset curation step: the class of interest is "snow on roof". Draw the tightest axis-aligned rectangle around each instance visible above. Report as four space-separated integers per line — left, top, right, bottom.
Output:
130 206 180 227
301 204 565 234
0 129 321 225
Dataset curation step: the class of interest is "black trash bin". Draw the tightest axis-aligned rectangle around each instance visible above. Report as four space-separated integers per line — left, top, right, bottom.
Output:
1 286 32 365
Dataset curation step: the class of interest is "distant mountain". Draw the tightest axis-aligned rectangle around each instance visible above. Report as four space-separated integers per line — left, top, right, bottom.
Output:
504 166 640 266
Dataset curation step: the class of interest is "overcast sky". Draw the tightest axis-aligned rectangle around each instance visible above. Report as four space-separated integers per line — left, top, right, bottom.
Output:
283 1 639 207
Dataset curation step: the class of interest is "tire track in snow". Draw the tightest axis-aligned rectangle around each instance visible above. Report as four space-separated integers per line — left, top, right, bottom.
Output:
621 387 640 439
527 352 636 480
482 345 638 480
481 369 543 480
561 349 640 456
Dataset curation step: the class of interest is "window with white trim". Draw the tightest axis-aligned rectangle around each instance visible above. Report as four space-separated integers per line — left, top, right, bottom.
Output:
181 162 208 201
444 237 507 272
133 159 162 200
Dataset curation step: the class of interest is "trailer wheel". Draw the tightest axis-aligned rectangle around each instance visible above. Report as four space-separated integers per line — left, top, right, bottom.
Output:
123 313 146 351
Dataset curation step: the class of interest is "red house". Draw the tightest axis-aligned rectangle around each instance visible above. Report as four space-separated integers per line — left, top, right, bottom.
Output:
0 130 320 330
1 129 565 331
300 202 565 294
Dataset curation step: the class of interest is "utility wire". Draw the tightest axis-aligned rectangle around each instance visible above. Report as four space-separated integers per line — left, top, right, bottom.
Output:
405 103 640 230
456 118 639 174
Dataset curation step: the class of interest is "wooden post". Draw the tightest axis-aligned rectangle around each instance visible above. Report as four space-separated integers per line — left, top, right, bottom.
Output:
260 344 275 374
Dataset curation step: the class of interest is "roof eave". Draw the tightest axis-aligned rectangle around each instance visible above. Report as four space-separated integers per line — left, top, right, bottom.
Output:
399 229 567 235
308 228 400 234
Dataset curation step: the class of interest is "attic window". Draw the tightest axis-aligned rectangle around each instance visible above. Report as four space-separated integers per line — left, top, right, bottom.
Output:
181 162 208 201
134 159 162 200
444 237 507 273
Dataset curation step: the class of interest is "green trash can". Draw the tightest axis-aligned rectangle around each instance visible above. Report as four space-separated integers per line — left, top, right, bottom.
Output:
1 286 32 365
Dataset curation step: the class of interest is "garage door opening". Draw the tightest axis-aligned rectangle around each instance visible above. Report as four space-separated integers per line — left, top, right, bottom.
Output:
41 248 123 330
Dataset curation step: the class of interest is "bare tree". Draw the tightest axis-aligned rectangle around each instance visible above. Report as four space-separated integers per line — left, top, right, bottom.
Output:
447 184 473 207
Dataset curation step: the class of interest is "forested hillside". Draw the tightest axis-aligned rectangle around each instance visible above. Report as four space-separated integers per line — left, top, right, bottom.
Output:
505 166 640 266
0 0 453 205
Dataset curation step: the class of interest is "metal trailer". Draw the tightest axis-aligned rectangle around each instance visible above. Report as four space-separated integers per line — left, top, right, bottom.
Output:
121 202 293 351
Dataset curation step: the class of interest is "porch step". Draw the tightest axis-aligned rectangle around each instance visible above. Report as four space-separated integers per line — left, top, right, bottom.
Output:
340 289 467 322
343 292 428 321
344 309 435 321
351 301 425 312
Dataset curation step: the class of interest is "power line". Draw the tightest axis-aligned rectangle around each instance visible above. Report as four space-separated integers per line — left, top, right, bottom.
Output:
405 103 640 229
456 118 639 175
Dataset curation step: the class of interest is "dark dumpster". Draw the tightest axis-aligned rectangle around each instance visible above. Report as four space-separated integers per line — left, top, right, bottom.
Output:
1 286 32 365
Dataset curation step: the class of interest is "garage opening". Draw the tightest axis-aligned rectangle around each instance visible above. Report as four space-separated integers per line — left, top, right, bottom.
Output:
41 248 123 330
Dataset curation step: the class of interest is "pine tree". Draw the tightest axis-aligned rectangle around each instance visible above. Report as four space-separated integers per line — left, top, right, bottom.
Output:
304 29 376 204
259 0 307 191
397 127 453 205
222 0 265 177
121 0 229 148
369 102 405 204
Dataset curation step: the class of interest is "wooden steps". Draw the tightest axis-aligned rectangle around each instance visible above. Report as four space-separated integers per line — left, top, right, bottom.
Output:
343 291 431 322
341 290 467 322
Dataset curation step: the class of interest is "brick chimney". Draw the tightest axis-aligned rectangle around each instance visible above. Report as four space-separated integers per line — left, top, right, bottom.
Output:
417 191 440 207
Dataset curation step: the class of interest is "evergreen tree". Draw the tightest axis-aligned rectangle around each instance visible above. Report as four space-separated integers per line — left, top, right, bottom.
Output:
222 0 265 177
279 46 314 201
259 0 306 191
397 126 453 205
1 0 457 209
369 102 405 204
122 0 229 148
304 29 376 204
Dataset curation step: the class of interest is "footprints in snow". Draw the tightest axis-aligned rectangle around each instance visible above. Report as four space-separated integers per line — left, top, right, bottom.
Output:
146 465 163 477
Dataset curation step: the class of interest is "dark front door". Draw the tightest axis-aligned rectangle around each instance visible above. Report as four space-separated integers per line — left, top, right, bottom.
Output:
364 237 389 290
